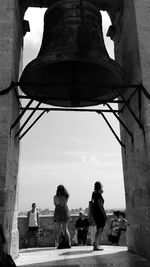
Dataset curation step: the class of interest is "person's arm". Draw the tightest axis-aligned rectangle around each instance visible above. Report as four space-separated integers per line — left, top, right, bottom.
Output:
91 192 94 202
26 211 30 230
54 195 59 206
119 219 127 231
37 212 40 228
75 219 79 230
85 218 90 229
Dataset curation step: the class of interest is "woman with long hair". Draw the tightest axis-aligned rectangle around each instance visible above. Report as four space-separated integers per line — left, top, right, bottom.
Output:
91 181 107 250
53 184 71 248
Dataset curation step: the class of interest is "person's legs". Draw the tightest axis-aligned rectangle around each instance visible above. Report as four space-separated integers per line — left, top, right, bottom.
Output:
27 229 33 248
77 231 81 245
94 227 103 250
54 222 61 247
29 231 35 247
77 230 83 245
82 230 88 245
33 230 38 247
61 222 71 246
25 230 30 248
112 235 120 245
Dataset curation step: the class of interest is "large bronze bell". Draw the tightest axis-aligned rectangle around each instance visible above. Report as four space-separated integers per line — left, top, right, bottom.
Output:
20 0 125 107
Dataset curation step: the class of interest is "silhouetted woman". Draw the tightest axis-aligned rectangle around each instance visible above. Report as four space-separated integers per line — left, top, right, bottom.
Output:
91 181 107 250
53 185 71 248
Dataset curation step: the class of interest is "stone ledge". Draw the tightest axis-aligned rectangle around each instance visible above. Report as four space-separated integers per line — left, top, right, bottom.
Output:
18 214 127 249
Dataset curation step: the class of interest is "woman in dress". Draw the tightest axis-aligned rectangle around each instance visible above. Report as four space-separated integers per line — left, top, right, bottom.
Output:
53 185 71 248
91 181 107 251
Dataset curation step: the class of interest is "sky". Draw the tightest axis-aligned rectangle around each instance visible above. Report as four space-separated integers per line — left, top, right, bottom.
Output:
18 8 126 212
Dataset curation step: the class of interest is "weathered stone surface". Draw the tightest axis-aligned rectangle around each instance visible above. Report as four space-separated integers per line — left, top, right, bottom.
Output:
109 0 150 261
0 0 22 258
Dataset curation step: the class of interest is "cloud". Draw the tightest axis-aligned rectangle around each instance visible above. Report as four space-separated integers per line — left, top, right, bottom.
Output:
19 148 122 171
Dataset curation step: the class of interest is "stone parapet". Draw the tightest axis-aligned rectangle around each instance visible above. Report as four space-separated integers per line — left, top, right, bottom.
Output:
18 214 127 249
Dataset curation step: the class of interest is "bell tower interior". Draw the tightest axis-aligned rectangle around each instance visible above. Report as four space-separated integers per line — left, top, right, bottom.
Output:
0 0 150 261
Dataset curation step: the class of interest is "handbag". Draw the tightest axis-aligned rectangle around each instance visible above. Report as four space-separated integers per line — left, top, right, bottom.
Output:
88 201 96 226
72 230 78 245
57 232 71 249
88 201 93 218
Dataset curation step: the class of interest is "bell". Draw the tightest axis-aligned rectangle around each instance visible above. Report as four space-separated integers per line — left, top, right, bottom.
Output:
20 0 125 107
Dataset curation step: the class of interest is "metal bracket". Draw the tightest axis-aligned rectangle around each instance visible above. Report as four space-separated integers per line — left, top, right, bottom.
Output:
118 86 145 133
97 110 125 147
1 82 150 147
106 103 133 143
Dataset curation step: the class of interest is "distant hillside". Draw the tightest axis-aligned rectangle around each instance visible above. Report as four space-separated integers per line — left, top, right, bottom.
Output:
18 207 126 216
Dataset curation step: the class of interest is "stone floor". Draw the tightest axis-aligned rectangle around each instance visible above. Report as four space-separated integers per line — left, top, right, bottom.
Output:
15 245 150 267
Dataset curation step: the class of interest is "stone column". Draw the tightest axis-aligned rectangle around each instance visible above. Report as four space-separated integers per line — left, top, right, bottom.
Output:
0 0 23 258
108 0 150 260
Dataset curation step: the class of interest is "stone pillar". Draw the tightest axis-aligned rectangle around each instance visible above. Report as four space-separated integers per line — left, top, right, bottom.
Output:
0 0 23 258
108 0 150 260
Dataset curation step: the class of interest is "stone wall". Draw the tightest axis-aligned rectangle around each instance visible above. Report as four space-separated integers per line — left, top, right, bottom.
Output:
0 0 23 258
18 215 127 249
108 0 150 261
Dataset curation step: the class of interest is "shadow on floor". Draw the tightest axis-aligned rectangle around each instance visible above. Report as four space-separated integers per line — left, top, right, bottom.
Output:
15 246 150 267
60 249 93 256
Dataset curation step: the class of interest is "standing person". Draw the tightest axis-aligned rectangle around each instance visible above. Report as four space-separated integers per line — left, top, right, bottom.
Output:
75 211 89 245
53 185 71 248
118 211 128 245
26 203 40 247
91 181 107 251
107 211 120 245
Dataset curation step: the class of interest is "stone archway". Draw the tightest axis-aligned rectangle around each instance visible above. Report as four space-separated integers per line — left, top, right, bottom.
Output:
0 0 150 261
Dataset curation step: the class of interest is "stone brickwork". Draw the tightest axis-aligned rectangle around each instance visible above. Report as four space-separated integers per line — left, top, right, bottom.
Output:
108 0 150 261
0 0 23 258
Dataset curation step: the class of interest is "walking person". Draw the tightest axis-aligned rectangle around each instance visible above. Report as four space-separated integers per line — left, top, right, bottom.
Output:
53 184 71 248
91 181 107 251
26 203 40 247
